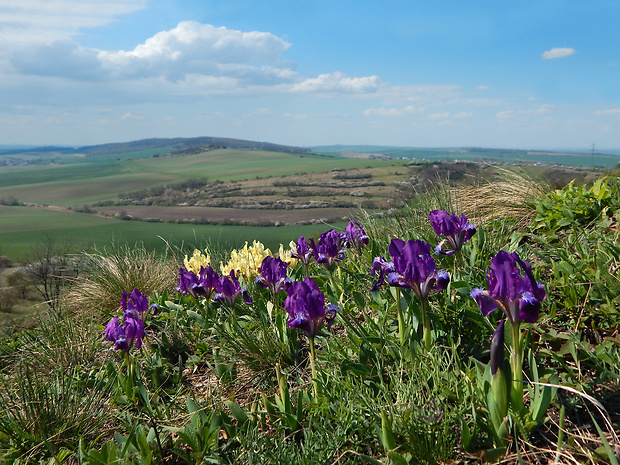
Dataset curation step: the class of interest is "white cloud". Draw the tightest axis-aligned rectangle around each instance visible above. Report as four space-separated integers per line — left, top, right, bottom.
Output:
541 47 576 59
362 105 418 117
290 72 380 93
426 111 472 121
120 112 144 120
594 108 620 116
99 21 292 79
9 21 296 86
496 106 552 122
285 113 307 120
496 110 515 120
0 0 148 45
11 40 103 79
249 108 273 116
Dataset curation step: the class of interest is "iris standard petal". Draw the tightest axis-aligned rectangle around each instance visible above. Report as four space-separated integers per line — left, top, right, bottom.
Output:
487 251 523 303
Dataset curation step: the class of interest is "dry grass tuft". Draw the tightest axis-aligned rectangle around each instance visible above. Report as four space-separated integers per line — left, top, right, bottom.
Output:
451 167 551 229
65 243 178 319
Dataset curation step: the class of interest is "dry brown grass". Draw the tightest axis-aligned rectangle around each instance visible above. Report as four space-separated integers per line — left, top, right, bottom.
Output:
64 244 178 319
451 167 551 229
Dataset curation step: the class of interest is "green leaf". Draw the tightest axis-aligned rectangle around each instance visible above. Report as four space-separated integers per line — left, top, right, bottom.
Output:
387 450 409 465
592 416 619 465
380 410 397 452
224 400 248 426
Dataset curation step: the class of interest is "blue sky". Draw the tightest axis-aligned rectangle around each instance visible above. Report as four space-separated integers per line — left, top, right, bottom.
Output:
1 0 619 150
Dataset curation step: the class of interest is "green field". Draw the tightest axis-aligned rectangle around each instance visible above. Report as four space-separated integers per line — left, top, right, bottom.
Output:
0 148 402 261
0 149 400 207
0 205 346 262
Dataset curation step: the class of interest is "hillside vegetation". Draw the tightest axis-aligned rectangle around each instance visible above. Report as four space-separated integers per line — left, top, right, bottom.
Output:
0 170 618 464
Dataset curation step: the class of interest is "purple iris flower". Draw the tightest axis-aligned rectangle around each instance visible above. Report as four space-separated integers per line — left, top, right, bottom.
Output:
105 312 145 352
344 220 369 249
177 266 219 301
384 238 450 300
121 288 158 321
310 229 345 271
214 271 253 307
370 256 395 292
255 256 291 296
291 236 314 267
428 210 476 255
285 277 338 338
470 251 546 325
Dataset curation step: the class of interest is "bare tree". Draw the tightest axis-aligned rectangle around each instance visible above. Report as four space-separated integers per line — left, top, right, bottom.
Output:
25 235 79 314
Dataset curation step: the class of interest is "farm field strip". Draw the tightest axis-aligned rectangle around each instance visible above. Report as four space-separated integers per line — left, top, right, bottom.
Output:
0 205 345 262
96 205 358 224
1 172 178 206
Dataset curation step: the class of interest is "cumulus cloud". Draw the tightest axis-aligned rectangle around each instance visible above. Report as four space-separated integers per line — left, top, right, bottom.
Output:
11 21 297 86
98 21 292 80
542 47 576 59
362 105 418 117
290 72 380 93
7 20 378 96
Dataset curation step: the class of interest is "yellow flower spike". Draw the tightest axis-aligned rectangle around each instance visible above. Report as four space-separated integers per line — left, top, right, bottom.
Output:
184 248 211 274
220 241 273 281
278 242 298 268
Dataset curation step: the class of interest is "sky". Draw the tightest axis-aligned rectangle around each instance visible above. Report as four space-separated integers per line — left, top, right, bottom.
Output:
1 0 620 150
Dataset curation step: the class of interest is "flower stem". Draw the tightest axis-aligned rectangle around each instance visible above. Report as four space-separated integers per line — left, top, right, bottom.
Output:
125 352 134 399
510 321 524 411
421 298 431 351
396 288 406 346
308 335 318 398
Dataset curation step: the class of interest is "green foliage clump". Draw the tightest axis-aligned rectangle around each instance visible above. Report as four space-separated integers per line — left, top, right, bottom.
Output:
533 176 619 235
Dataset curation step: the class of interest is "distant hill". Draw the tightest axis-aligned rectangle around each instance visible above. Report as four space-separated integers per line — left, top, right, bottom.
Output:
81 137 311 156
0 137 311 157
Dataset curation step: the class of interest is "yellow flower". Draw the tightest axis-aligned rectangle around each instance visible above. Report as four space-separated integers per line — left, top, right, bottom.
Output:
278 241 298 268
220 241 272 282
184 248 211 274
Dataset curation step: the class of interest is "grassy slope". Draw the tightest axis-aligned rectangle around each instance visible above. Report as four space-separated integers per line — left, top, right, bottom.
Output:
0 206 345 262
